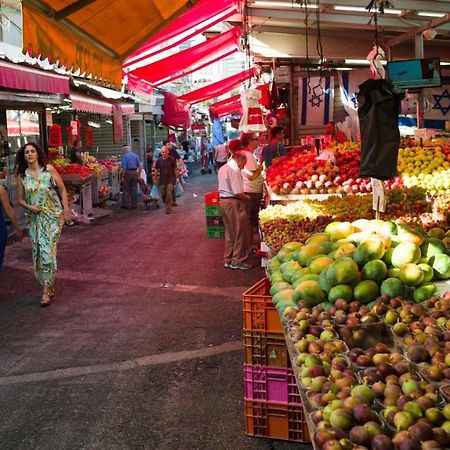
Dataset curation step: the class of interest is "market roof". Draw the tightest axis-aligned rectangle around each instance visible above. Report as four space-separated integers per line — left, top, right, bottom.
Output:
227 0 450 63
22 0 201 86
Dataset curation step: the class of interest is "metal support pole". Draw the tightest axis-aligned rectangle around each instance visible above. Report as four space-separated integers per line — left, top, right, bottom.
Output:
415 33 425 129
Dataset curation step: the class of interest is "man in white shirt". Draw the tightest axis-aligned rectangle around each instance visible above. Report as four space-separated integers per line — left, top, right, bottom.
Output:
218 148 252 270
241 133 264 240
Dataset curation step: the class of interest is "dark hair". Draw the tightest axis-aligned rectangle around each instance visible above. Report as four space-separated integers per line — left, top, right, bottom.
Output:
271 126 283 139
14 142 47 177
162 140 169 146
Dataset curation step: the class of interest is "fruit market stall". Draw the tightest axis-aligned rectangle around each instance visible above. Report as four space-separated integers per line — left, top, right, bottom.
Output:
247 218 450 449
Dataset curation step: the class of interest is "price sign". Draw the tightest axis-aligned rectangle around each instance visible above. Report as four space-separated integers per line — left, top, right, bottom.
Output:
317 150 336 163
371 178 386 214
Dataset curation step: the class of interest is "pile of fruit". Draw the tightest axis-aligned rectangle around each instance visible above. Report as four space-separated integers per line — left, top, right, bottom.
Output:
260 189 450 252
268 219 450 313
48 147 63 161
98 160 118 170
99 185 110 198
397 144 450 196
85 156 105 173
281 296 450 449
265 139 450 197
54 163 90 178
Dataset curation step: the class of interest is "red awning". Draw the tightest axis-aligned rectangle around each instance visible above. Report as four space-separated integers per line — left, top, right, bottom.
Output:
0 60 70 94
161 91 191 129
210 94 241 117
127 74 154 96
179 68 257 104
69 93 135 115
128 27 242 86
124 0 237 71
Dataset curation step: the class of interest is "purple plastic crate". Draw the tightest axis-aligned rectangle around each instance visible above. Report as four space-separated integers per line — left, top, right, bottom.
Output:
244 364 301 405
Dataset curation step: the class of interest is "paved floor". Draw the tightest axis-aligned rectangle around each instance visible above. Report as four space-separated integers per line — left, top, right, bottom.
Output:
0 169 310 450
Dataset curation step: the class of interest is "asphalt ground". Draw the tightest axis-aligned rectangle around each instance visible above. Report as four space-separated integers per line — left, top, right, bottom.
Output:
0 167 310 450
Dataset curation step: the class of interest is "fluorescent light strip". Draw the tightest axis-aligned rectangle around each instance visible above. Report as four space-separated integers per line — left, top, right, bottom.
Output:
334 5 402 15
417 12 446 18
253 1 318 8
345 59 370 65
441 62 450 66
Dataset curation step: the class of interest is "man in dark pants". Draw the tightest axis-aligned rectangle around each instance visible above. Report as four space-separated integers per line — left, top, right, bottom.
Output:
120 144 142 209
218 149 252 270
155 146 178 214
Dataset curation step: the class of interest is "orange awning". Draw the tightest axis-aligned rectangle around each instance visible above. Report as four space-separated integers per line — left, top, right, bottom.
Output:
22 0 201 87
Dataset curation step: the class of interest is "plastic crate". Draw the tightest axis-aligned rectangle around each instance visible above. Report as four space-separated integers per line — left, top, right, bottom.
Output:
205 205 221 216
245 400 310 443
206 227 225 238
204 191 220 206
244 364 301 405
243 278 282 334
244 330 290 368
206 216 224 227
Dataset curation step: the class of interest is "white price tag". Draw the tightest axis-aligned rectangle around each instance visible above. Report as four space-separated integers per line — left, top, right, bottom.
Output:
317 151 336 163
371 178 386 213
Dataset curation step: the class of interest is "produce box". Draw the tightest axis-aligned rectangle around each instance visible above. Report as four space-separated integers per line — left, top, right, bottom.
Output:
205 205 221 216
244 330 290 368
206 216 224 228
244 364 301 405
204 191 220 206
60 173 91 184
245 400 310 443
206 226 225 238
243 278 282 333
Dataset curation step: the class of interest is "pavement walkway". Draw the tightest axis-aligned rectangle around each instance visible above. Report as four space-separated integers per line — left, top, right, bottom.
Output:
0 169 309 450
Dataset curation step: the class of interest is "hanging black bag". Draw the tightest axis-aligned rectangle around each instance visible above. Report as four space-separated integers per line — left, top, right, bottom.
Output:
357 78 404 180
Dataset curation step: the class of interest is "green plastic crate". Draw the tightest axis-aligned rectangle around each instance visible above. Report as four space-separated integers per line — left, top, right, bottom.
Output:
205 205 221 217
207 226 225 238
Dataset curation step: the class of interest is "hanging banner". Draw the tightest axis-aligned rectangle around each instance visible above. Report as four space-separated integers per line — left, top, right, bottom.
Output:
239 87 266 133
424 82 450 121
298 76 334 126
113 104 123 144
48 124 62 146
23 6 122 87
338 70 371 115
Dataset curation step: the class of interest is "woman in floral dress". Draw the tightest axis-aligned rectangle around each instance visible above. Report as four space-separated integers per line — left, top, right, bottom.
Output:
15 143 72 306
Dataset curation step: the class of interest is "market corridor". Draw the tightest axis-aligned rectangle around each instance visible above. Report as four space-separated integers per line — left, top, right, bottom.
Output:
0 171 304 450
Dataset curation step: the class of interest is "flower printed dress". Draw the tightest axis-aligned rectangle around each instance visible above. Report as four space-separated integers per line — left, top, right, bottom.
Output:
22 168 63 287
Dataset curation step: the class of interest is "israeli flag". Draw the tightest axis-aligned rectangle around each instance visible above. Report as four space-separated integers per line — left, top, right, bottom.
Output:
338 70 370 115
423 79 450 120
298 76 334 126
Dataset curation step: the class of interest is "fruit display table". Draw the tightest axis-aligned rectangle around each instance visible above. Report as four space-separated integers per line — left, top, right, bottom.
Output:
60 174 93 216
90 169 109 205
264 182 342 205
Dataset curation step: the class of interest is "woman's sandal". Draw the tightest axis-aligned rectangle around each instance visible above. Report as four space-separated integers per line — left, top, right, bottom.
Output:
41 292 51 307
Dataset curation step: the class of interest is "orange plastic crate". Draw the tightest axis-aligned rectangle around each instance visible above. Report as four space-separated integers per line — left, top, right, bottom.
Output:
243 330 290 368
204 191 220 206
243 278 282 334
245 400 310 443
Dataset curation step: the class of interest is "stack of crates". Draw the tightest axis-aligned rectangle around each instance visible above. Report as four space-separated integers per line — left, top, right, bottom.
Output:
243 278 310 444
204 192 225 238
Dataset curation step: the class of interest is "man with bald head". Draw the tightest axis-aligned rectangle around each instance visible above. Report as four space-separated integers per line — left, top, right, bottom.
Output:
218 150 252 270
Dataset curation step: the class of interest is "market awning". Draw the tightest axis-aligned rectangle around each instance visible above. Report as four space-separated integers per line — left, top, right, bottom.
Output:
69 93 135 115
128 27 242 87
210 95 242 117
123 0 238 72
161 91 191 129
179 68 257 104
0 60 70 94
22 0 201 87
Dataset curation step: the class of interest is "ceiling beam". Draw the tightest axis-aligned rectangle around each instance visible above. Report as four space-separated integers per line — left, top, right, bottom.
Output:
53 0 96 21
387 14 450 46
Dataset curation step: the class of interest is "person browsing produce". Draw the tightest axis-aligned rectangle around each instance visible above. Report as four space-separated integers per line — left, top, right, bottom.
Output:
218 150 252 270
262 126 287 167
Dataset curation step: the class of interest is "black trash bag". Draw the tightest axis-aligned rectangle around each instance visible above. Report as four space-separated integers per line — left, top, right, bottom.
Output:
357 79 404 180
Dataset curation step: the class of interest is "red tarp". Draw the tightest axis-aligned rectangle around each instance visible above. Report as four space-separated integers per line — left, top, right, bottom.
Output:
129 27 242 86
124 0 237 70
179 68 257 104
161 91 191 129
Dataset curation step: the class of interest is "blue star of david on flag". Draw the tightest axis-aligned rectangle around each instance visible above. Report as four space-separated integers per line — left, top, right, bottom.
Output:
432 89 450 116
351 95 358 109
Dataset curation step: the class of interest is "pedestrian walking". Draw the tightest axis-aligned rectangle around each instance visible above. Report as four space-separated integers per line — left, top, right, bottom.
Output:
0 185 23 272
15 142 72 306
218 151 252 270
155 147 178 214
120 144 142 209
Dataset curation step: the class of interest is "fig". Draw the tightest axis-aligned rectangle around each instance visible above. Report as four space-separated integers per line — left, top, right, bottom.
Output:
351 383 374 404
394 411 415 431
315 429 336 447
348 425 371 447
371 381 385 398
432 427 450 447
392 431 410 448
322 440 345 450
409 421 433 442
356 355 372 367
403 401 423 419
402 379 420 395
425 407 444 425
363 420 382 438
371 435 394 450
329 408 353 431
398 438 421 450
338 438 353 450
421 441 442 450
352 404 374 424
